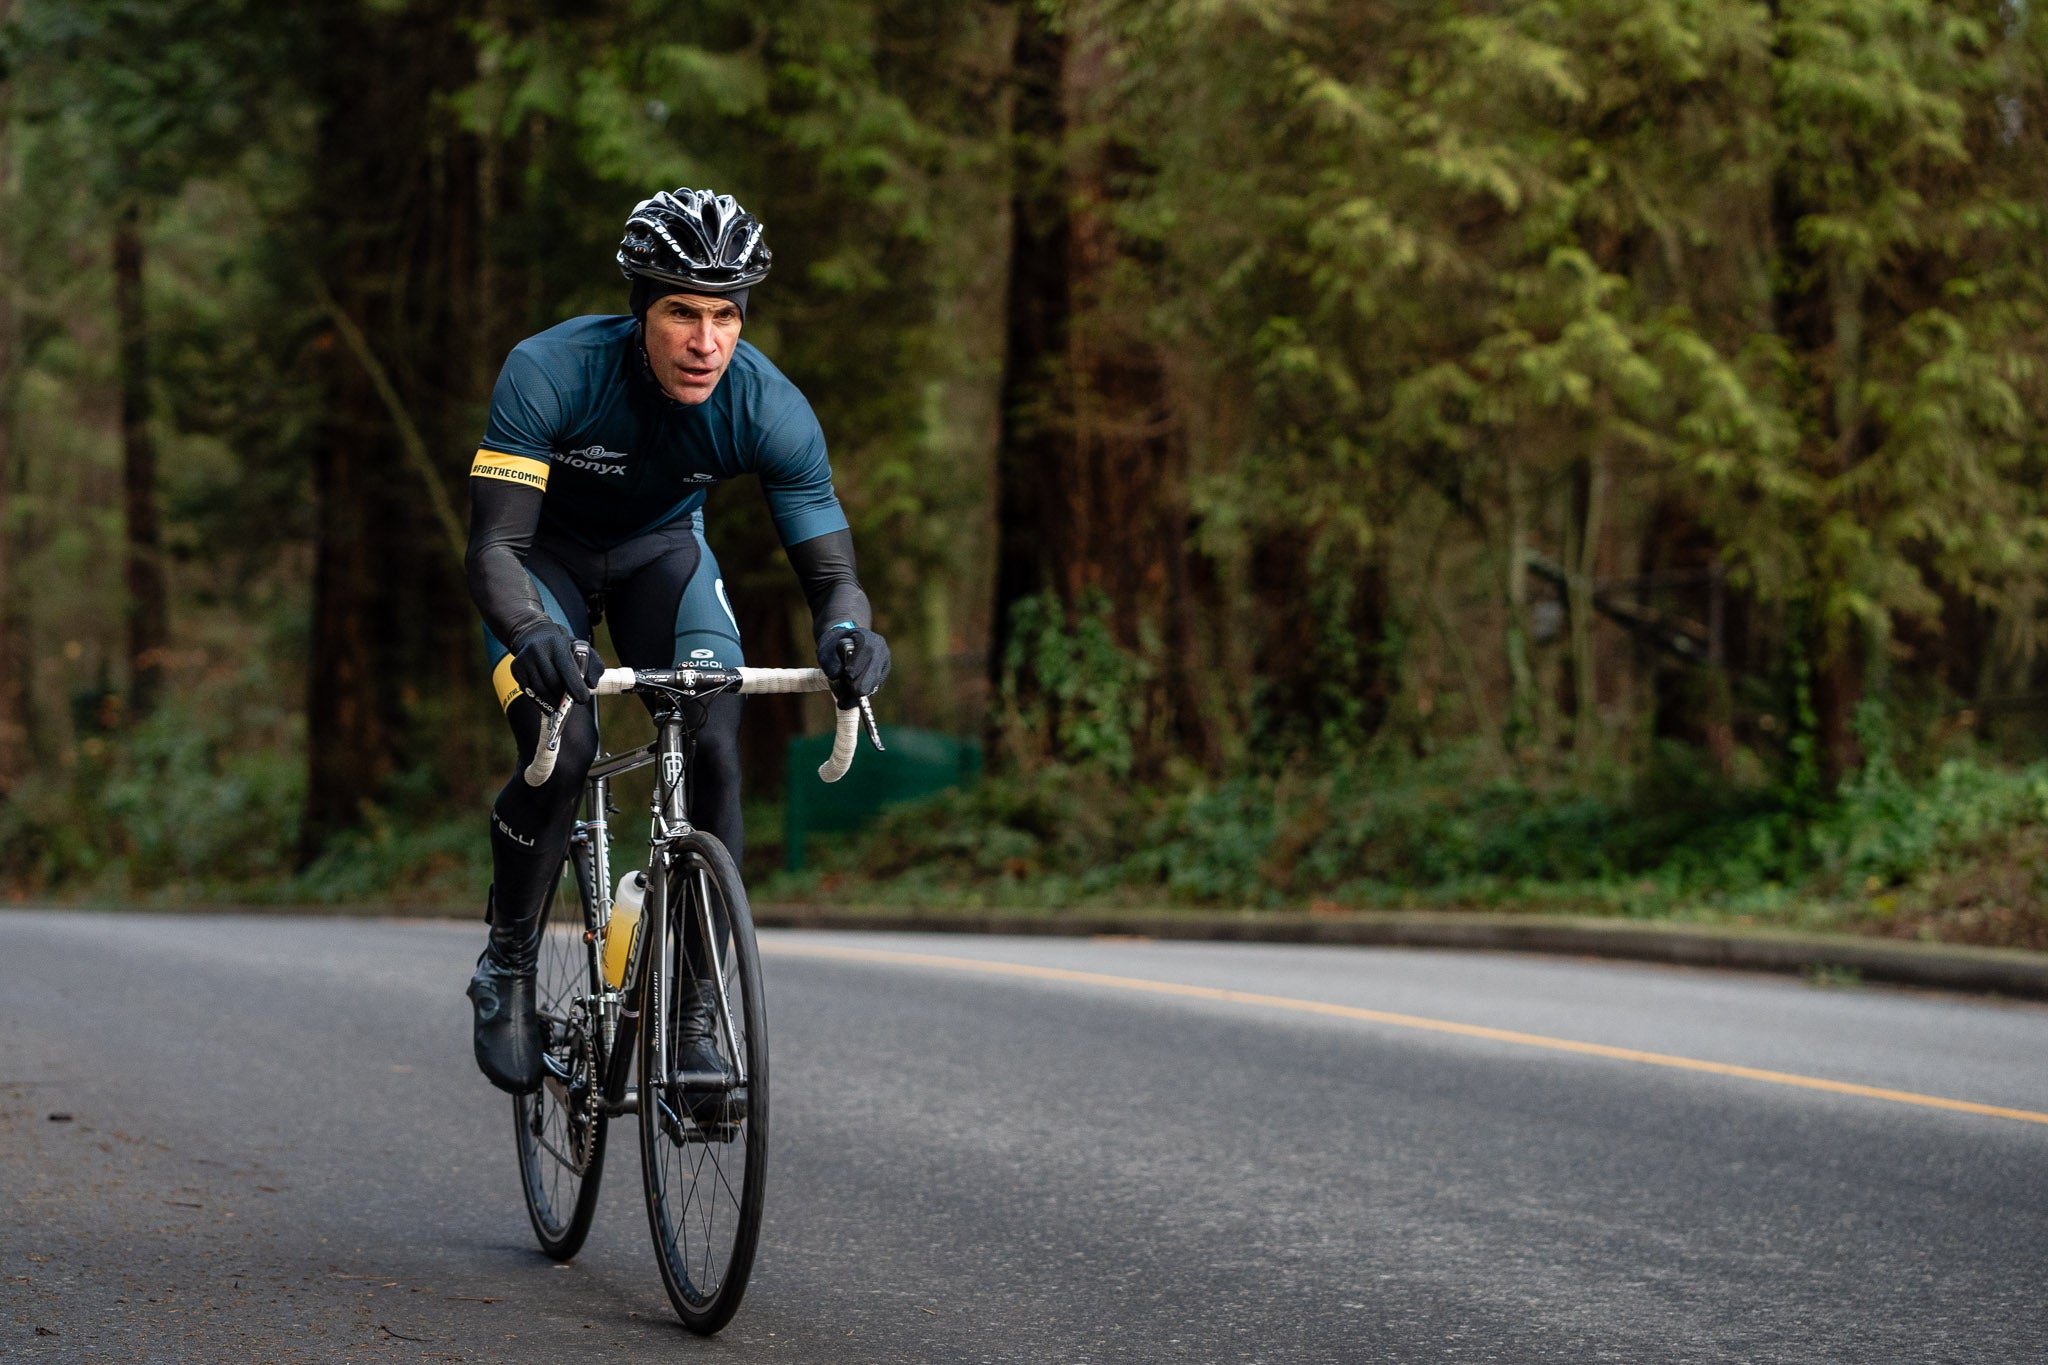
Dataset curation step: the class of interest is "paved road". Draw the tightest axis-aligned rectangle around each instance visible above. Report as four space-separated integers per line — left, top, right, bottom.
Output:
3 912 2045 1363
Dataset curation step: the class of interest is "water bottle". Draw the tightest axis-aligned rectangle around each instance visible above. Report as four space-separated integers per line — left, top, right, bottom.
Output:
604 870 647 988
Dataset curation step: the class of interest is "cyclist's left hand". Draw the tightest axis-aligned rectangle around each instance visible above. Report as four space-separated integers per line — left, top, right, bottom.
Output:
818 624 890 709
510 623 596 706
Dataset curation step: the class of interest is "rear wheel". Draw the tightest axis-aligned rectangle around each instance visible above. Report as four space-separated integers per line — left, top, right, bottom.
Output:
514 867 608 1260
638 831 769 1334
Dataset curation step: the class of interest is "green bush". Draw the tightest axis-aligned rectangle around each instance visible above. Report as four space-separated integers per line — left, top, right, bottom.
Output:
783 741 2048 933
1 674 304 897
0 663 489 907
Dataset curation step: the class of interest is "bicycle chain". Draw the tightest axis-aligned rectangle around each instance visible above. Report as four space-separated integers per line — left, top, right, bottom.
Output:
561 1000 601 1174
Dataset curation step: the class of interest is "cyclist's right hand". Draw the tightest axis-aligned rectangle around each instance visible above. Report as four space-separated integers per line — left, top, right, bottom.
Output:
818 623 890 709
509 624 594 706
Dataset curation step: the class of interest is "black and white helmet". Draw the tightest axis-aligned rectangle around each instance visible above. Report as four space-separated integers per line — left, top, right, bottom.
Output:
616 188 772 291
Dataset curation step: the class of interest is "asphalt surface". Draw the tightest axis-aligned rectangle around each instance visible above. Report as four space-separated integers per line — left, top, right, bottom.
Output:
3 913 2045 1363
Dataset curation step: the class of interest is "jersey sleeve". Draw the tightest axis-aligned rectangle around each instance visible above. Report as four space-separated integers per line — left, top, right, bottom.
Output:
752 389 851 548
471 342 560 492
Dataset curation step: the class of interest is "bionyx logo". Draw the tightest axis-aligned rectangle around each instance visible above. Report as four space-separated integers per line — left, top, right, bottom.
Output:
559 444 630 476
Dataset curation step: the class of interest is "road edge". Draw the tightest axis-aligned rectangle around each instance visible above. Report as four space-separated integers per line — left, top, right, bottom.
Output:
11 901 2046 1001
749 906 2048 1001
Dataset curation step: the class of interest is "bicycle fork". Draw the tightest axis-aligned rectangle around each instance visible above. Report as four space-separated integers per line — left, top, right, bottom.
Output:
599 717 745 1115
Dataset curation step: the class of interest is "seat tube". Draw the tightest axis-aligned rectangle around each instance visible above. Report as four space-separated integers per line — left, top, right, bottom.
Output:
589 773 613 929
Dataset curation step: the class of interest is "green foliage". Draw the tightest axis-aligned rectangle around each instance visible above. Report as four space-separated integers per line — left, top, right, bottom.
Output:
786 741 2048 946
0 662 492 905
9 0 2048 946
0 664 303 896
999 590 1151 776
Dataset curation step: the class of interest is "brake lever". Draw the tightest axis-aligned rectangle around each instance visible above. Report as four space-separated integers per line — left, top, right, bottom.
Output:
541 693 573 753
839 634 886 752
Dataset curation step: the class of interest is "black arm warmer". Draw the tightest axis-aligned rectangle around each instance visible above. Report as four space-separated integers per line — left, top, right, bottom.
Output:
785 528 873 641
465 478 555 647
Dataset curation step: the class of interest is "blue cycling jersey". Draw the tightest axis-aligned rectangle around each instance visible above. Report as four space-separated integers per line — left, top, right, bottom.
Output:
470 314 849 551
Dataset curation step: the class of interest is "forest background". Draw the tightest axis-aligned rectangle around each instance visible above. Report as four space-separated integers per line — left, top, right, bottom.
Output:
5 0 2048 950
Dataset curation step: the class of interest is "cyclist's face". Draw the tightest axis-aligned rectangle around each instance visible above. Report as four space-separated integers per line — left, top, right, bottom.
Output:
643 293 743 404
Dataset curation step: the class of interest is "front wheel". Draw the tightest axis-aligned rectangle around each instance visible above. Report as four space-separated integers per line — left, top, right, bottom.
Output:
638 830 769 1335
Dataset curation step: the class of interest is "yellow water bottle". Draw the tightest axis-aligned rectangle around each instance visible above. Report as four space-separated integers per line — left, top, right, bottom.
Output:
603 871 646 988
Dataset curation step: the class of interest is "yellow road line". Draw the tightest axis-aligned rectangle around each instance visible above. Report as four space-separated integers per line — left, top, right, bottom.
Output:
760 940 2048 1128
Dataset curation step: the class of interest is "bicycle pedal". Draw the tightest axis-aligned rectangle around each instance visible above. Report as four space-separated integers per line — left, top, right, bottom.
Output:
655 1095 745 1146
669 1067 733 1090
674 1082 748 1129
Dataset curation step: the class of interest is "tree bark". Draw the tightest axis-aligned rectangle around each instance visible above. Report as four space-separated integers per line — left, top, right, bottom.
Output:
300 1 488 859
113 204 168 720
0 60 25 791
989 0 1071 695
1566 451 1607 763
1503 454 1537 753
989 1 1213 768
1768 8 1867 788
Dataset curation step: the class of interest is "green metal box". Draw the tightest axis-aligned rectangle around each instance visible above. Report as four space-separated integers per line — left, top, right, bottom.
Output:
783 726 983 870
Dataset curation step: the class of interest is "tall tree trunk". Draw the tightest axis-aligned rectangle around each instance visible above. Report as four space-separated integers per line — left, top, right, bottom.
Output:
0 54 24 792
1503 454 1537 753
1769 7 1869 788
113 205 168 720
301 2 485 859
989 0 1071 696
990 1 1213 767
1566 451 1607 763
303 388 386 854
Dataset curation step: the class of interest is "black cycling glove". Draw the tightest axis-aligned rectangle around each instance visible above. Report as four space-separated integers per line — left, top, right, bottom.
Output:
509 624 596 706
817 623 890 709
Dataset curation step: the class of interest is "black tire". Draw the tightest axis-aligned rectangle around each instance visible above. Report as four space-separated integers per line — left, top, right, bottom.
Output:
638 830 769 1335
514 868 609 1260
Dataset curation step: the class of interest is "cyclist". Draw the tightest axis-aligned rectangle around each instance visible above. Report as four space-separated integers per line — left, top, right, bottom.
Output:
463 187 890 1094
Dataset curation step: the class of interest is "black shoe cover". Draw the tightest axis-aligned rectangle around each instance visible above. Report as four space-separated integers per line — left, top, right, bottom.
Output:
671 978 733 1086
666 979 743 1136
469 951 543 1095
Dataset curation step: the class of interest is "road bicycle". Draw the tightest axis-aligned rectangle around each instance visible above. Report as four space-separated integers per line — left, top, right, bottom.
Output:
507 656 878 1334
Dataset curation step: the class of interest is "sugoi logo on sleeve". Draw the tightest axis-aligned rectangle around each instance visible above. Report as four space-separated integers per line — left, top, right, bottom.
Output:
559 445 631 476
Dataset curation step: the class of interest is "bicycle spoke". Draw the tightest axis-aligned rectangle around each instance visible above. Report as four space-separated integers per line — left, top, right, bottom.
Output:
514 875 608 1261
639 834 765 1332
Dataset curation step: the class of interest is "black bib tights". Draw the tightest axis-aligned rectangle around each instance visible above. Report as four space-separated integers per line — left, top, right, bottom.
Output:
487 532 746 938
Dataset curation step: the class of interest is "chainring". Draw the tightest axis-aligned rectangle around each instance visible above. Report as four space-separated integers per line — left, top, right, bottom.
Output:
541 1001 601 1174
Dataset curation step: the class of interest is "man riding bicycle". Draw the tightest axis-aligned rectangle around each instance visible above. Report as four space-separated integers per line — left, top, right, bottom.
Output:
463 187 890 1095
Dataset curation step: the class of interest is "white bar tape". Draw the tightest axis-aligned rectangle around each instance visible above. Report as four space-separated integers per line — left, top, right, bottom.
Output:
580 665 856 781
736 666 830 695
524 728 563 786
818 705 861 783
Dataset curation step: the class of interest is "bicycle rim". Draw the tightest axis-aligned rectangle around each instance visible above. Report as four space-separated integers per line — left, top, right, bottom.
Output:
515 866 608 1260
639 833 769 1334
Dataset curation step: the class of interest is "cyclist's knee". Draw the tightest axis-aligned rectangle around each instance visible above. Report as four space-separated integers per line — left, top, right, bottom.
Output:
694 694 743 782
505 696 599 790
554 708 599 783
